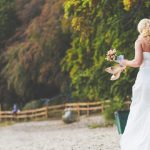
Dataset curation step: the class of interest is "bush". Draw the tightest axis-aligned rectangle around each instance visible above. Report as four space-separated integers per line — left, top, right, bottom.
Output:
45 95 68 105
102 97 127 122
23 100 43 110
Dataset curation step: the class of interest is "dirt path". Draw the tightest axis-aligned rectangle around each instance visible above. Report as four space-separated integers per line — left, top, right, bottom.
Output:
0 116 121 150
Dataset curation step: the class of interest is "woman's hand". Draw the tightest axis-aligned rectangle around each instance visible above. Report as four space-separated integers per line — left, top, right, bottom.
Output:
115 58 126 67
121 59 127 66
120 64 126 71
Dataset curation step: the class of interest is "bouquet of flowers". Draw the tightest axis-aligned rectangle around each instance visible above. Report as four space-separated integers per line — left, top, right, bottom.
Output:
105 49 117 62
105 49 126 80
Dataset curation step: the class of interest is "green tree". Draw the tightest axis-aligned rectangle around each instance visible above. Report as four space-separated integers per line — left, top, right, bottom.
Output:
1 0 71 104
0 0 18 44
62 0 150 101
0 0 19 109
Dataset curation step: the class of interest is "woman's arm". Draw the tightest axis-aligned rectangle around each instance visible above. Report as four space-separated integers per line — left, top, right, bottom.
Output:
122 39 143 68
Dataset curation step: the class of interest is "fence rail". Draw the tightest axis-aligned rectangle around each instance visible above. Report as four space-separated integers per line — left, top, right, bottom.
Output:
0 100 131 122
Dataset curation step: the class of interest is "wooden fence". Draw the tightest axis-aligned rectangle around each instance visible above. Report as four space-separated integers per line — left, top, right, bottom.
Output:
0 100 131 122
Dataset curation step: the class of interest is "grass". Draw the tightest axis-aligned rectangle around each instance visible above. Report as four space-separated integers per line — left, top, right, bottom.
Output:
48 110 63 119
0 121 15 127
87 120 114 129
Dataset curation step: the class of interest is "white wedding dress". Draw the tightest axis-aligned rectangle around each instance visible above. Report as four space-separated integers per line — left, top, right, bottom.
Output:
120 52 150 150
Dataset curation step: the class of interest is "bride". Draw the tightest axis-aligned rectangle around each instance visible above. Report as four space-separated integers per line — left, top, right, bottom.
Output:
119 18 150 150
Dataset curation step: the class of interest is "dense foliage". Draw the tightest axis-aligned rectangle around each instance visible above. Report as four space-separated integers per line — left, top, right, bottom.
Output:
62 0 150 101
0 0 18 43
0 0 71 109
0 0 149 109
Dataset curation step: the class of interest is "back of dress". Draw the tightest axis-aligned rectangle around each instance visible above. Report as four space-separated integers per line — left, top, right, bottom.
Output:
120 18 150 150
120 36 150 150
139 36 150 68
140 52 150 68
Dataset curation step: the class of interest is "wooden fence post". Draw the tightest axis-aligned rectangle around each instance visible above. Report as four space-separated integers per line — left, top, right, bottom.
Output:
0 104 1 122
77 104 80 118
45 106 49 119
32 110 34 120
87 103 89 116
101 102 104 113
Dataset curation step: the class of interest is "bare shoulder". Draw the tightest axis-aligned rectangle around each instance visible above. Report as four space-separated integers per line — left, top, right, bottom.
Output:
135 36 144 44
134 36 143 51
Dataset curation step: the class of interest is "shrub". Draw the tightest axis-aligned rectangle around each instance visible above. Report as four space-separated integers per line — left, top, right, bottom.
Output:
102 97 127 122
23 100 43 110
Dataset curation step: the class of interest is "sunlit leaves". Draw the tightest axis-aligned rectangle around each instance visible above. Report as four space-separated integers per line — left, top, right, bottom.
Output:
62 0 149 101
64 0 97 40
122 0 139 11
123 0 132 11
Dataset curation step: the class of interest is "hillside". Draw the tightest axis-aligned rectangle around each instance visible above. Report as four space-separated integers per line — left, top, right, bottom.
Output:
0 0 149 109
0 0 70 108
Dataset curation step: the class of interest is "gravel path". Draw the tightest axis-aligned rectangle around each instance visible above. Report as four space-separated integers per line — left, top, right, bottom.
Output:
0 116 121 150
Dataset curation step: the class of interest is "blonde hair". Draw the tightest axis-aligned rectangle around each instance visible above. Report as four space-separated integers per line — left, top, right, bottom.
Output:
137 18 150 37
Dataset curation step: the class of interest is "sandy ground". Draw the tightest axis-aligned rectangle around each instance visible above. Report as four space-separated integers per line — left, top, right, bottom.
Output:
0 115 121 150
